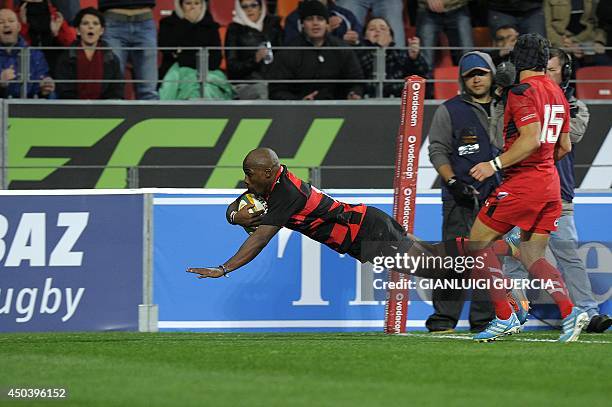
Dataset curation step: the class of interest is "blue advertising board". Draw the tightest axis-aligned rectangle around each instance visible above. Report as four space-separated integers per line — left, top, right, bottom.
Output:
154 190 612 332
0 193 144 332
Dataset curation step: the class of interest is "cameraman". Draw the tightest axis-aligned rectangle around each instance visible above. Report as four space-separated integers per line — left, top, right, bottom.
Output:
426 52 503 332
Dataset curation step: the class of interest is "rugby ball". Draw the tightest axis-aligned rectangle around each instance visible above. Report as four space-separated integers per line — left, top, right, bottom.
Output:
237 193 268 235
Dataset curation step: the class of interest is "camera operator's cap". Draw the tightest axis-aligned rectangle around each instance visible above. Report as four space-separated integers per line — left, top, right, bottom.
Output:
299 0 329 21
460 54 491 76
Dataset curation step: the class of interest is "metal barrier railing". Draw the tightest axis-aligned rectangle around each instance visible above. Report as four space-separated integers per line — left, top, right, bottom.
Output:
2 45 611 99
1 164 609 190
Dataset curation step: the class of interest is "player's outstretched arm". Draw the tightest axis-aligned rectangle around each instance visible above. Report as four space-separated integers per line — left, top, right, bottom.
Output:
554 131 571 161
469 122 541 182
186 225 281 279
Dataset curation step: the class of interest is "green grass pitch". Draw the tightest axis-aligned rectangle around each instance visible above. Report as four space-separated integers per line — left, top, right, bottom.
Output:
1 331 611 407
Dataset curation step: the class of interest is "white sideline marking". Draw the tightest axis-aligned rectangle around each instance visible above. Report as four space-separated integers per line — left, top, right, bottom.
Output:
159 319 564 329
153 197 442 205
403 333 612 344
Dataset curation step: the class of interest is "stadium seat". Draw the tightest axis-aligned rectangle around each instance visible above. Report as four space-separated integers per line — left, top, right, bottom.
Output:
473 26 491 48
80 0 97 8
575 66 612 99
433 66 460 100
218 25 227 72
435 32 453 68
276 0 299 26
209 0 235 26
154 0 176 24
124 67 135 100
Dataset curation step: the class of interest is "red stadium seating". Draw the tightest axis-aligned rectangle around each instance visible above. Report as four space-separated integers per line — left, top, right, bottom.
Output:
276 0 299 26
435 32 453 68
218 25 227 72
155 0 175 23
575 66 612 99
80 0 97 8
209 0 235 26
433 66 460 100
473 26 491 48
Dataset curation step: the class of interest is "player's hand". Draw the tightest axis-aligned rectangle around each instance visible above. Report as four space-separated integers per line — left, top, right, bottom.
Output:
329 15 342 31
469 162 495 182
186 267 225 279
0 65 16 86
303 90 319 100
427 0 445 13
19 2 27 24
233 203 264 227
50 12 64 37
255 48 268 63
446 177 478 207
343 30 359 45
408 37 421 60
347 91 362 100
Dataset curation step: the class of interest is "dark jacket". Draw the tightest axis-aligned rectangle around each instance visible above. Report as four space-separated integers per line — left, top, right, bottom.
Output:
358 40 429 98
0 37 51 98
428 52 503 201
158 11 221 81
268 34 363 100
488 0 542 14
283 3 363 45
225 15 283 80
54 40 124 99
98 0 155 12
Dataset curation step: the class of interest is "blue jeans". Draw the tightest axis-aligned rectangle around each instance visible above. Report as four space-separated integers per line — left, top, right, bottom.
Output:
416 6 474 69
16 1 80 27
503 217 599 318
549 213 599 317
52 0 80 26
336 0 406 47
488 8 546 37
103 15 159 100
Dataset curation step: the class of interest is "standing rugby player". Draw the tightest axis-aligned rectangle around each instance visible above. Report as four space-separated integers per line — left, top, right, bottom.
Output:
468 34 589 342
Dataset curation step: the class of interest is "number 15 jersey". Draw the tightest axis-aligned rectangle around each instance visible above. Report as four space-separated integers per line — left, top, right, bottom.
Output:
502 75 570 202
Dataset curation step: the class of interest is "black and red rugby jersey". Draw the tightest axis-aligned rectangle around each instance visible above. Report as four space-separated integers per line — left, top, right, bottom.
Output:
260 165 368 253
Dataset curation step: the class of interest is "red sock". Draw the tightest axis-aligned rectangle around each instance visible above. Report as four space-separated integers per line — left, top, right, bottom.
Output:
471 247 513 320
527 258 573 318
457 238 512 257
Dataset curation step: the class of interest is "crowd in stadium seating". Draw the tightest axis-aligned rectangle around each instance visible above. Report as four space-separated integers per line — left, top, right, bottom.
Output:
0 0 610 100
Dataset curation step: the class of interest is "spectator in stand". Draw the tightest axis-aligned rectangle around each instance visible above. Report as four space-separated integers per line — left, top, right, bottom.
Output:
335 0 406 48
488 24 519 66
488 0 545 37
0 7 55 98
268 0 363 100
55 7 124 99
15 0 76 77
544 0 610 67
596 0 612 64
99 0 158 100
416 0 474 68
358 16 428 98
51 0 78 25
226 0 283 99
158 0 221 80
16 1 81 26
284 0 362 46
